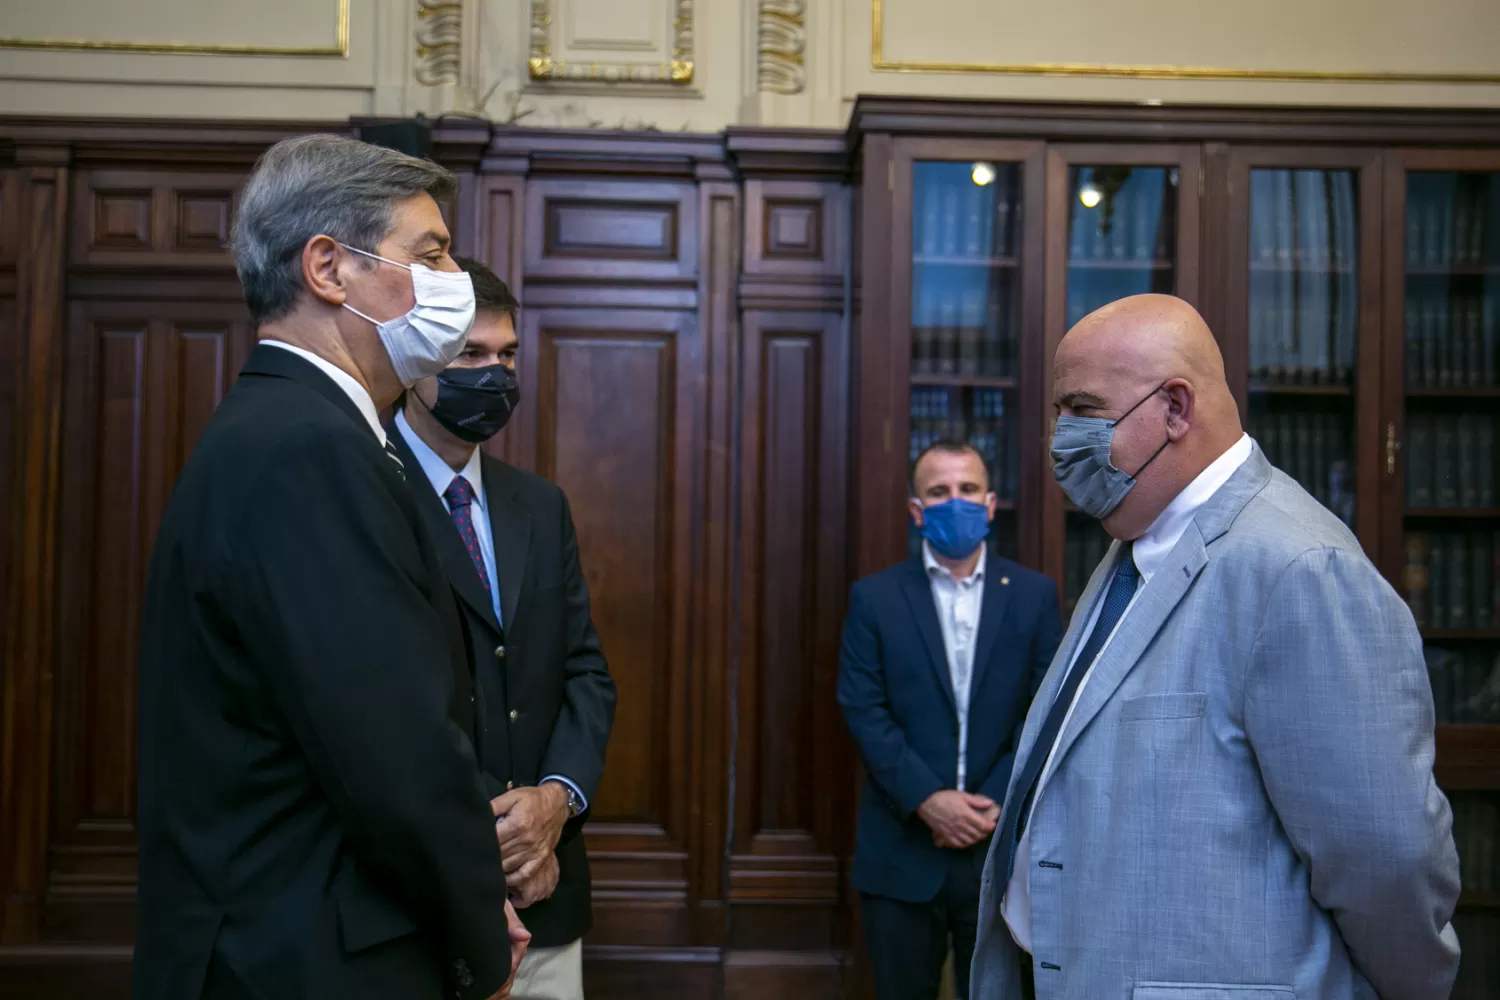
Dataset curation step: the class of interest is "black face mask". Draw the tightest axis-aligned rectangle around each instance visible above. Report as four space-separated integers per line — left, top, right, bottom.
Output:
426 364 520 443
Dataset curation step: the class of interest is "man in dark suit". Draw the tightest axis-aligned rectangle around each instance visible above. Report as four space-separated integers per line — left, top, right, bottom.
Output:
838 440 1063 1000
387 256 616 1000
137 135 526 1000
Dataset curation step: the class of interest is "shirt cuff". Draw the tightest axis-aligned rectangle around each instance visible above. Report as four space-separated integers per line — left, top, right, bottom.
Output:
540 775 587 814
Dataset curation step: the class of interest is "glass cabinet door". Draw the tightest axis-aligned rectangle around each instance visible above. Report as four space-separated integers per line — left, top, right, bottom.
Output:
1050 151 1199 620
1243 167 1362 531
908 159 1028 561
1385 160 1500 996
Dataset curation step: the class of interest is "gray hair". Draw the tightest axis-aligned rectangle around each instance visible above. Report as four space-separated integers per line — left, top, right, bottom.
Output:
231 134 457 325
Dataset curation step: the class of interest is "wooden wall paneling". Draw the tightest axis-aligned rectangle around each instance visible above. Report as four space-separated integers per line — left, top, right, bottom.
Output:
0 167 20 650
49 302 252 944
0 145 70 946
524 305 703 950
474 172 527 468
689 172 739 946
730 310 847 945
70 171 242 271
850 134 896 583
524 179 699 284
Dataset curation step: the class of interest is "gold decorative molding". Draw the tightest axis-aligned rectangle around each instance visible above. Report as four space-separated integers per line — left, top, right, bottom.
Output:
870 0 1500 84
757 0 805 95
414 0 462 86
0 0 349 56
528 0 694 85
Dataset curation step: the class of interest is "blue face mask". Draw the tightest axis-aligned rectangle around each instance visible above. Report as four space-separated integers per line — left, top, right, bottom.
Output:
1050 384 1169 519
919 497 992 560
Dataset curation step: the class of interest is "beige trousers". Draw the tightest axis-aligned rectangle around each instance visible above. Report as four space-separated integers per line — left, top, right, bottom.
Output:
511 937 584 1000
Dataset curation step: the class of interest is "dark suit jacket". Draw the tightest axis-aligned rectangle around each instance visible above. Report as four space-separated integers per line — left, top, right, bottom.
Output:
836 548 1062 903
135 345 513 1000
388 423 616 949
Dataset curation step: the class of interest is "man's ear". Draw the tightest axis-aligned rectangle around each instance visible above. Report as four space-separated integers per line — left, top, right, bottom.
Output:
908 497 925 528
1163 379 1195 440
303 235 348 307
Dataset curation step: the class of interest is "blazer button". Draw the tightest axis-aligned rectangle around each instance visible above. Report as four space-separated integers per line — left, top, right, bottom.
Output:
452 959 473 988
505 780 514 791
493 645 506 659
509 709 519 723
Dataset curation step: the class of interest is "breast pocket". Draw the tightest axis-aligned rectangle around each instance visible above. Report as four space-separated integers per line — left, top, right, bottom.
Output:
1133 985 1295 1000
1119 691 1208 722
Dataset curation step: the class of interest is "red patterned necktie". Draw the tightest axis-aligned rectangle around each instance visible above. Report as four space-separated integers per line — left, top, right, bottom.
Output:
442 475 493 598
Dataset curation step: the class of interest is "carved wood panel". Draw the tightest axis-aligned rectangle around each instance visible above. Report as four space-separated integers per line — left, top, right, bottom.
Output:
525 180 698 282
519 306 705 946
71 171 243 269
729 310 849 948
49 301 253 941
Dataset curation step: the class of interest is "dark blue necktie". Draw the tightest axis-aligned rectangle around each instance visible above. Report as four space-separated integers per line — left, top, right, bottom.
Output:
998 543 1140 882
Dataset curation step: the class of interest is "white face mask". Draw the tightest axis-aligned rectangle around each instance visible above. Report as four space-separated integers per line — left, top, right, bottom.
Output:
338 243 477 388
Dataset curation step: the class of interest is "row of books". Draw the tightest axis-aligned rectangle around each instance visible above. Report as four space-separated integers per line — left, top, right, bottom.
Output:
1402 532 1500 630
908 389 1018 500
914 171 1020 260
1451 914 1499 1000
1404 294 1498 388
911 282 1018 377
1248 298 1358 385
1428 647 1500 725
1405 413 1496 508
1066 188 1174 262
1247 411 1356 526
1249 169 1358 269
1062 521 1112 616
1452 792 1500 891
1405 180 1496 269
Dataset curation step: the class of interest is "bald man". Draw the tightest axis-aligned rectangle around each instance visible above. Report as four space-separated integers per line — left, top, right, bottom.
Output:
970 295 1461 1000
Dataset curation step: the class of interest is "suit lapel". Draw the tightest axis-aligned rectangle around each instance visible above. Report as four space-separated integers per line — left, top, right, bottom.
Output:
1001 540 1117 812
483 457 530 632
899 559 956 715
968 555 1013 700
387 424 503 636
1041 447 1275 779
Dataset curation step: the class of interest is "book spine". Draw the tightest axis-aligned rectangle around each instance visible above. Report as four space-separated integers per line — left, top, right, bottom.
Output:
1430 533 1448 629
1474 533 1493 630
1405 532 1431 628
1449 532 1470 630
1480 415 1496 508
1436 416 1458 508
1459 415 1479 509
1408 414 1434 508
1468 295 1485 388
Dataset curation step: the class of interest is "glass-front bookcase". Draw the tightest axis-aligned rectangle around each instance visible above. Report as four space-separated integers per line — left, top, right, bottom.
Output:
1044 146 1201 619
1384 154 1500 998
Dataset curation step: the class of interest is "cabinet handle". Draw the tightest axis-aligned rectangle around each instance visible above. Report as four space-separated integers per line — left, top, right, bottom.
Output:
1386 421 1400 475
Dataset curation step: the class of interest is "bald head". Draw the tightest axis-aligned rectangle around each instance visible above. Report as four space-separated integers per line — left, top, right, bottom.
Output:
1053 294 1242 540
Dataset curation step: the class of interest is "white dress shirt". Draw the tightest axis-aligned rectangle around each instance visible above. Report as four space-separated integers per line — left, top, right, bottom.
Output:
394 410 590 814
1002 432 1253 953
924 542 987 792
395 410 503 628
261 340 386 445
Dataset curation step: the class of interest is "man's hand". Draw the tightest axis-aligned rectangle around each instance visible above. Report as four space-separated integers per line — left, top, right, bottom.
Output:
507 852 560 909
917 790 998 849
487 899 532 1000
490 783 570 874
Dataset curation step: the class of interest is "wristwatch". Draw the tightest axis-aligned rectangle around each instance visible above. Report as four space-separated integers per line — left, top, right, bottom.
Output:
547 779 584 818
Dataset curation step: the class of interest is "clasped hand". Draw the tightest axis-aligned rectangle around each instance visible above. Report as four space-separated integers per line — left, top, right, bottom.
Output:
917 789 999 849
490 784 570 908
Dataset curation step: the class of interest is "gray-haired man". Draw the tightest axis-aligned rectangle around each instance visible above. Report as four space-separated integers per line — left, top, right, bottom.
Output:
137 135 528 1000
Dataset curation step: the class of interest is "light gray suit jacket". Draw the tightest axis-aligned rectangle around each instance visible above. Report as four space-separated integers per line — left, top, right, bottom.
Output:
971 446 1461 1000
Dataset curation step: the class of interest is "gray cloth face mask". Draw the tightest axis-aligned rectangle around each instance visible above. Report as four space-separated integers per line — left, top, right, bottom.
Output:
1049 384 1168 519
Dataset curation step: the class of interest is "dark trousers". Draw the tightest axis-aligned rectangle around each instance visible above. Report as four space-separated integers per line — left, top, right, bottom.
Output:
860 840 988 1000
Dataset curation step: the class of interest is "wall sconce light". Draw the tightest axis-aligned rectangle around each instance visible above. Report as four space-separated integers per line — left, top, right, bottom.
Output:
971 162 996 187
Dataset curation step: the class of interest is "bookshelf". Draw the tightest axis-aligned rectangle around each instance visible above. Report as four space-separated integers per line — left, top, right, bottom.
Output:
906 158 1033 560
1383 154 1500 999
1050 148 1202 618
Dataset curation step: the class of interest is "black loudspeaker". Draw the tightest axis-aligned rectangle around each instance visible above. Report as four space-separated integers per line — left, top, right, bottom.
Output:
357 117 433 159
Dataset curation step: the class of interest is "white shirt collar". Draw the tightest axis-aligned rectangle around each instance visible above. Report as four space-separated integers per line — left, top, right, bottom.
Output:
922 541 987 584
261 339 386 445
1131 432 1253 583
394 408 483 507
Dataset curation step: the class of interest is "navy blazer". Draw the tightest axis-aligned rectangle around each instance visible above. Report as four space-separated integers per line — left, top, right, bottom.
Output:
837 548 1062 903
